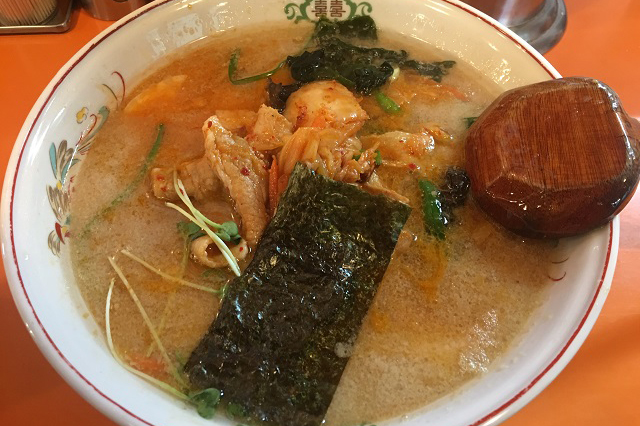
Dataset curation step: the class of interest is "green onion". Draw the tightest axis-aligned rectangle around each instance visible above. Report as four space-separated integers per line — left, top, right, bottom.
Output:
418 179 446 240
374 150 383 166
228 49 286 85
81 124 165 237
374 91 401 114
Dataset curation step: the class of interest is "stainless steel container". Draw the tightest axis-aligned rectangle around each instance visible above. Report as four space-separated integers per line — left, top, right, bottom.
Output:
0 0 57 25
80 0 149 21
463 0 567 53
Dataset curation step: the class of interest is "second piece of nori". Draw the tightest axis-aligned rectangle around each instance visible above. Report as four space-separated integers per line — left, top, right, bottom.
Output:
184 164 411 426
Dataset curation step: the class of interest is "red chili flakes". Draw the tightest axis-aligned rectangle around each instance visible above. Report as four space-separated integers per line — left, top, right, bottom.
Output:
296 105 308 128
241 167 250 176
239 247 244 252
156 175 165 181
207 121 213 128
160 186 167 192
408 163 417 170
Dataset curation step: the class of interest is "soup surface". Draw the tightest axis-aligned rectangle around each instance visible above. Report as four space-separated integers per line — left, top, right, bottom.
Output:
70 22 554 425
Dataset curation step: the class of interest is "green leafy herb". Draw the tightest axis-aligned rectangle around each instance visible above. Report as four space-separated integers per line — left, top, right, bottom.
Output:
228 49 286 85
418 179 446 240
189 388 221 419
221 221 239 238
80 124 165 237
464 116 478 128
417 168 470 239
215 221 242 243
287 42 394 95
374 91 401 114
402 59 456 82
226 403 247 419
287 35 455 95
228 16 455 97
167 175 242 276
228 14 354 88
312 15 378 41
177 219 240 244
177 221 205 242
286 16 455 94
374 149 383 166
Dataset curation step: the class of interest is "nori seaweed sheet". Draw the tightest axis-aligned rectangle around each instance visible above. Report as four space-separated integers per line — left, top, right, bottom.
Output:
184 164 411 426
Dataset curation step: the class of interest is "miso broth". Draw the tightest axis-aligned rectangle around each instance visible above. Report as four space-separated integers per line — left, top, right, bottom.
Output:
69 22 553 425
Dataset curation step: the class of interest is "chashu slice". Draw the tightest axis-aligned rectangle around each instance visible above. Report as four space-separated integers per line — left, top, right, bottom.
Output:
202 116 269 247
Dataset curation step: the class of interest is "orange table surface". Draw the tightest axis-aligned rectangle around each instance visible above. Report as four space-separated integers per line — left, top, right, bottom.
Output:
1 2 639 425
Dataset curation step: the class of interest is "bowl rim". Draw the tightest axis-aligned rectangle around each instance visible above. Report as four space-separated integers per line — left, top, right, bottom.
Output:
0 1 619 425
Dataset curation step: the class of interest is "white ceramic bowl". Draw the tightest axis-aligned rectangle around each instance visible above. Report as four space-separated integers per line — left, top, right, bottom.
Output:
1 1 618 425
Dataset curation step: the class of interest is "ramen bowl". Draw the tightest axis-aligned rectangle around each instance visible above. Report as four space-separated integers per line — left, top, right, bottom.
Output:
0 1 618 425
